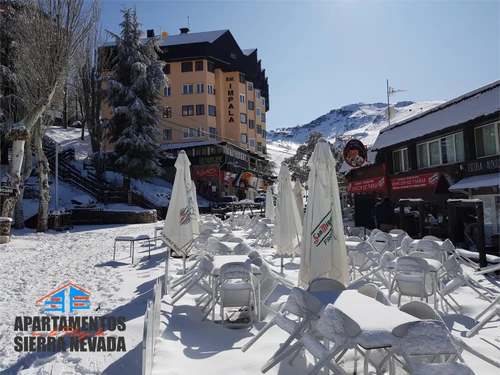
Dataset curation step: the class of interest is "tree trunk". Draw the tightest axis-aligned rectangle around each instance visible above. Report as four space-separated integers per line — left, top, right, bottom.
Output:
1 86 57 218
14 140 34 229
34 128 51 232
63 86 68 129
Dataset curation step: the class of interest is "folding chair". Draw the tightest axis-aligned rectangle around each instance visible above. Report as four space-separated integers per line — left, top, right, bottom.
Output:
241 287 322 354
389 256 432 307
466 295 500 338
307 277 346 292
359 283 391 306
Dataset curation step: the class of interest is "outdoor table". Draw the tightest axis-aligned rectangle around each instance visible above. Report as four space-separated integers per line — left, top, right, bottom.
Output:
387 257 443 309
211 233 227 239
409 239 445 249
309 290 419 374
346 240 362 251
219 241 240 252
210 255 261 322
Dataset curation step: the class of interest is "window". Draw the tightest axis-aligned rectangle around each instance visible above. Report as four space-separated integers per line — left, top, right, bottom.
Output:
207 61 215 73
196 104 205 116
240 113 247 124
208 84 215 95
208 105 216 116
257 142 262 151
261 97 266 107
182 84 193 94
163 64 170 75
181 61 193 72
239 94 245 104
256 107 261 116
256 125 262 134
195 61 204 71
182 127 203 139
256 90 261 99
209 127 217 138
239 73 245 84
262 130 266 139
417 132 465 168
196 83 204 93
195 148 208 156
475 122 500 158
263 147 267 154
241 133 247 143
261 114 266 123
393 148 409 173
162 128 172 141
182 105 194 116
248 101 254 110
162 107 171 118
163 87 171 97
249 138 255 147
248 82 253 92
248 120 255 129
210 146 222 154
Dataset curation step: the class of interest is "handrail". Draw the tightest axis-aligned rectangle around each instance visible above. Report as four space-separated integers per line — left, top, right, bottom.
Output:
142 277 162 375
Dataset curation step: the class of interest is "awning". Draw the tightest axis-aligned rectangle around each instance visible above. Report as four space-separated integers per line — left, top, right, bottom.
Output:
449 174 500 191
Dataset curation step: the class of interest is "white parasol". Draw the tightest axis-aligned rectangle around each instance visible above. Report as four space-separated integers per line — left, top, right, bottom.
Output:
162 150 200 273
293 179 304 224
298 138 349 288
273 164 303 272
265 187 275 221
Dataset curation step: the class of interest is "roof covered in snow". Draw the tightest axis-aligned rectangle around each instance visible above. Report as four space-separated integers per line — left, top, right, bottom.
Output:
161 141 225 150
372 80 500 151
102 30 228 48
448 173 500 191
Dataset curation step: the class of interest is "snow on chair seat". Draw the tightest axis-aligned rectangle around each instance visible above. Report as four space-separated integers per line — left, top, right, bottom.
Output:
113 235 151 263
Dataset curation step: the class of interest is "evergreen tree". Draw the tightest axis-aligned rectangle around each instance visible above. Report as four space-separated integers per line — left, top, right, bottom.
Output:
103 7 168 188
284 131 324 183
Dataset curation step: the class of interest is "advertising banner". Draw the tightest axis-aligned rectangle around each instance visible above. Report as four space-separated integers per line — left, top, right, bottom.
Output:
194 167 219 179
346 176 386 194
390 172 440 191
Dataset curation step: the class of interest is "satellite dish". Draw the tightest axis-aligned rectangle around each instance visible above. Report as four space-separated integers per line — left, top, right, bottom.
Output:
161 31 168 37
385 106 396 121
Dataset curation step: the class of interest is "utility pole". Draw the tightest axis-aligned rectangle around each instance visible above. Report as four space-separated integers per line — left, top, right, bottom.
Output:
386 79 407 126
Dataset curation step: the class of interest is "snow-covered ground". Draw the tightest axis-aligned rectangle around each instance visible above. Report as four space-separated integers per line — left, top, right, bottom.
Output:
0 222 498 375
45 127 92 161
265 141 299 175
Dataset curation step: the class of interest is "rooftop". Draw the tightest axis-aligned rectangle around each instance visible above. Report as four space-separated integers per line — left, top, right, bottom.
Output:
372 80 500 151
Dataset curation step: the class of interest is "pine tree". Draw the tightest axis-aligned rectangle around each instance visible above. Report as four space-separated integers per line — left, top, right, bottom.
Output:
284 131 325 183
103 7 168 188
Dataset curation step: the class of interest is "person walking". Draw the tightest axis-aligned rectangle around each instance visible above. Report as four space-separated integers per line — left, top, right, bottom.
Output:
371 197 382 229
375 197 396 233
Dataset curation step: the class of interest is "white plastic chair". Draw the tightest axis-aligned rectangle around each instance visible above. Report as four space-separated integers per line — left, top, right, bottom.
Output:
390 229 405 234
307 277 346 292
358 283 392 306
241 287 322 355
391 320 474 375
170 257 214 305
423 235 441 241
390 256 432 306
261 304 362 375
395 235 413 256
219 262 257 327
466 295 500 338
233 242 252 255
370 232 393 253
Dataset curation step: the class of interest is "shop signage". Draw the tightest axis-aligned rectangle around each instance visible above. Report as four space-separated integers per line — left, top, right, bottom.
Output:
343 139 367 168
0 186 16 197
227 80 235 123
199 155 224 165
346 176 386 194
194 167 219 179
390 172 440 191
242 172 253 179
463 156 500 176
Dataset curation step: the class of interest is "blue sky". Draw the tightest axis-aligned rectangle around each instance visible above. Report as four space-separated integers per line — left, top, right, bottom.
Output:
100 0 500 131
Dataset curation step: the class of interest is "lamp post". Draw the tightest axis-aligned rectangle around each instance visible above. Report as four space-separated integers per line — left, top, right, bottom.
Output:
55 143 59 212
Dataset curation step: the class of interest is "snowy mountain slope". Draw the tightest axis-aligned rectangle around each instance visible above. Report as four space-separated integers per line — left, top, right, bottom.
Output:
268 101 444 147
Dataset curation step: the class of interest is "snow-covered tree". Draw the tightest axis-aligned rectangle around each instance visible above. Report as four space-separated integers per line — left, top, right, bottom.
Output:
0 0 100 230
284 131 324 183
103 7 168 189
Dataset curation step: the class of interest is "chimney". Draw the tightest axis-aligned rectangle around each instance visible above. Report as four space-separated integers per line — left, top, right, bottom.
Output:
180 27 190 34
147 29 155 38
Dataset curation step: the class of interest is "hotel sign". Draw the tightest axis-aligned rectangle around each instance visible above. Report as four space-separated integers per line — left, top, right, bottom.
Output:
198 155 224 165
391 172 440 191
346 176 386 194
226 77 235 123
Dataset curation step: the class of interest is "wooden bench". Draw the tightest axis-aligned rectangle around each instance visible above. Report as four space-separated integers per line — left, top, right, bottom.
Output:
113 235 151 263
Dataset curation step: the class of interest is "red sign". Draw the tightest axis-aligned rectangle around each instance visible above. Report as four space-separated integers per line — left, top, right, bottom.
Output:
346 176 387 194
194 167 218 179
390 172 440 191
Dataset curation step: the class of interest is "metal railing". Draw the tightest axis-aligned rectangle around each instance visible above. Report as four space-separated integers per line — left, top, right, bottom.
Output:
142 277 162 375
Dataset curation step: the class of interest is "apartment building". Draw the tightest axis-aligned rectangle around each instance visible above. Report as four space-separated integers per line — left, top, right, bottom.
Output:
100 28 271 200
